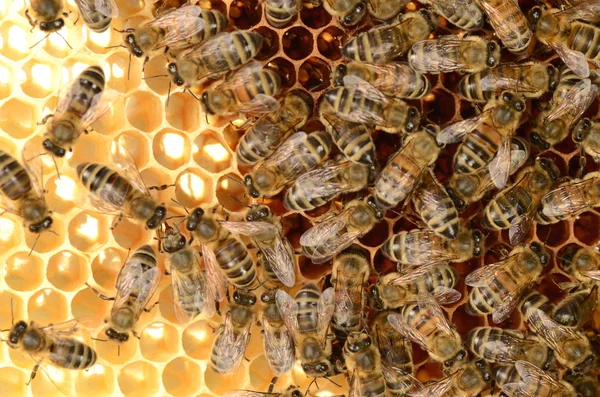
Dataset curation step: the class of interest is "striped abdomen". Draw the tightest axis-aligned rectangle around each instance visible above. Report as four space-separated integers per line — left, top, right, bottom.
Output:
0 150 32 201
359 62 430 98
493 364 521 387
324 116 375 165
429 0 483 30
325 87 384 125
466 265 526 316
68 66 105 117
413 175 460 239
230 69 281 110
276 130 332 181
483 186 533 230
50 338 97 370
568 22 600 62
79 8 112 33
237 114 286 166
375 152 422 209
342 24 404 63
453 124 503 174
77 162 140 210
265 0 298 27
202 31 264 75
295 283 321 334
179 9 228 47
382 231 442 264
414 265 459 293
284 181 332 210
129 244 158 271
467 327 523 362
480 0 531 53
457 72 490 101
214 237 256 289
519 291 553 322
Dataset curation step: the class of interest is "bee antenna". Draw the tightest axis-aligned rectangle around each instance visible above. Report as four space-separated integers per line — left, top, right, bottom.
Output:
166 81 172 107
187 88 200 101
305 378 318 396
28 233 41 256
143 74 168 80
10 297 13 325
30 33 51 49
55 31 72 49
91 337 107 342
170 198 190 214
127 53 132 81
226 174 244 185
105 44 126 49
228 194 250 208
324 376 341 388
117 345 120 356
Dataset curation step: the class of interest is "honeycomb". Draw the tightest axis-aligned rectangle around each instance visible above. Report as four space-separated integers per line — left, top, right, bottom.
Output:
0 0 600 395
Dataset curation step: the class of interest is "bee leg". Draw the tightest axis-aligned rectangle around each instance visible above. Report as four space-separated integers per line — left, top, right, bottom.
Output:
110 214 123 230
27 361 42 385
143 301 159 313
38 114 54 125
148 183 175 191
267 377 278 393
25 9 36 29
578 155 587 179
86 283 115 301
214 301 221 316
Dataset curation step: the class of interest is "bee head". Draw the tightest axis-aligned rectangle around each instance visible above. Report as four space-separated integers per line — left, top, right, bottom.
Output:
341 1 366 27
573 118 592 143
485 40 500 68
260 289 277 304
405 107 420 133
246 204 271 222
105 328 129 343
124 32 144 58
530 129 551 150
167 62 185 86
368 285 385 310
290 389 302 397
537 156 560 181
546 65 559 91
501 91 525 112
471 230 484 257
163 228 186 253
233 290 257 306
39 18 64 32
29 216 53 234
346 332 371 352
366 196 384 219
302 361 331 377
529 242 550 266
444 349 467 367
42 138 67 157
331 64 347 87
445 185 466 210
528 6 544 32
571 353 595 375
185 208 204 231
244 174 261 198
7 321 27 348
146 205 167 230
474 359 492 382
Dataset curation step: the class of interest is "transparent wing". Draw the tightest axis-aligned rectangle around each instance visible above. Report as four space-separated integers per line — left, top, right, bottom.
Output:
480 333 535 363
39 319 81 336
409 371 460 397
526 309 587 356
171 260 209 324
413 169 454 218
87 194 125 216
257 237 296 287
223 391 275 397
437 112 488 144
182 31 239 73
558 0 600 21
304 230 361 264
428 0 478 20
541 178 597 217
293 161 359 198
214 313 251 373
465 255 519 287
514 360 566 391
215 61 264 91
410 37 473 72
317 287 335 342
80 89 119 130
509 212 535 245
275 290 300 340
21 145 46 199
149 5 207 48
201 244 228 302
262 316 295 375
235 94 280 115
553 44 590 78
299 207 351 246
544 79 597 125
220 220 279 239
489 137 512 189
342 75 388 103
113 261 160 322
478 64 540 93
94 0 118 17
417 290 453 334
388 313 430 352
431 286 462 305
110 142 150 195
259 132 321 184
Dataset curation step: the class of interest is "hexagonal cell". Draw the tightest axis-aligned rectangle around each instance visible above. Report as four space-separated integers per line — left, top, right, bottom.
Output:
27 288 69 325
140 166 174 204
254 26 280 61
75 364 115 397
118 361 160 397
162 357 202 397
282 26 314 61
4 252 45 292
182 320 215 360
175 167 215 208
216 173 250 211
299 57 331 92
83 26 121 55
126 91 163 132
266 57 296 91
144 55 170 95
317 26 346 61
91 247 124 289
205 365 249 395
229 0 262 29
158 284 178 324
0 367 27 397
568 153 596 179
25 217 65 254
71 287 111 329
359 221 389 247
249 355 282 391
91 100 126 136
94 328 138 364
47 250 89 291
423 89 456 125
0 60 12 100
66 133 111 167
539 151 567 177
193 131 232 173
106 51 142 94
0 98 40 139
68 212 109 252
536 220 569 247
113 130 150 169
140 322 180 362
554 133 577 154
0 217 22 253
112 216 153 250
0 291 24 330
0 21 31 60
153 129 191 170
45 174 78 214
299 255 332 279
574 211 600 245
42 24 85 59
20 56 59 98
165 92 201 132
300 5 332 29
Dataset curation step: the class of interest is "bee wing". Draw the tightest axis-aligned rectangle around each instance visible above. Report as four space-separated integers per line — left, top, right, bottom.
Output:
437 113 487 144
201 243 228 302
215 312 252 373
294 162 358 198
411 37 473 72
171 262 209 324
299 208 350 247
408 371 461 397
86 194 126 216
21 144 46 199
317 287 335 341
431 286 462 305
275 290 300 338
342 75 388 103
509 212 535 245
558 0 600 21
527 308 586 356
149 5 206 48
111 142 150 195
260 131 321 184
220 220 279 238
81 89 119 130
481 334 534 363
544 79 597 125
478 64 540 93
75 0 118 18
223 391 276 397
514 360 567 391
262 316 295 375
552 43 590 78
580 269 600 281
573 285 598 328
465 256 518 287
39 319 82 336
417 290 454 335
113 261 160 321
489 137 512 189
413 169 455 218
501 382 537 397
305 230 361 264
215 61 264 91
388 313 431 352
427 0 478 21
541 178 596 217
235 94 281 115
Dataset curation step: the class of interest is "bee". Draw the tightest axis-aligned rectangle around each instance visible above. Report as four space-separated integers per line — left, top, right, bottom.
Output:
300 196 384 264
367 0 408 21
201 62 282 117
388 291 466 366
466 243 550 324
244 130 333 199
374 126 440 209
519 291 554 323
548 65 600 105
342 10 438 64
41 66 114 158
478 0 532 54
540 171 600 222
445 137 529 210
264 0 299 28
382 228 484 267
168 30 264 90
158 223 214 324
409 360 491 397
408 36 501 75
412 168 460 240
573 118 600 163
482 157 560 245
330 245 370 339
284 159 371 212
467 327 554 370
210 290 256 374
323 76 420 134
276 284 337 378
121 5 228 65
259 290 295 376
89 245 161 343
224 385 304 397
343 331 386 397
438 92 526 189
564 374 600 397
322 0 367 26
332 61 431 99
0 150 53 244
552 285 598 329
368 264 461 311
457 62 559 103
74 0 118 33
236 91 313 167
25 0 69 37
525 308 595 373
185 206 256 290
500 360 577 397
561 246 600 287
220 204 296 287
417 0 484 30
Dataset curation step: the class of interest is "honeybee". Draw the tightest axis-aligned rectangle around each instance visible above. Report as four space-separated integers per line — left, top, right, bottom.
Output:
439 92 526 189
25 0 70 37
409 360 491 397
322 0 367 26
526 308 594 372
417 0 484 30
519 291 554 323
467 327 554 369
89 245 161 343
445 137 529 210
343 331 386 397
244 130 333 198
323 76 420 134
501 360 577 397
552 285 598 329
382 228 484 267
332 61 431 99
564 374 600 397
74 0 118 32
236 91 313 166
482 157 560 245
41 66 114 158
201 62 282 117
540 171 600 222
573 118 600 162
457 62 559 102
342 10 438 64
561 246 600 287
408 36 501 75
367 0 408 21
478 0 532 54
168 30 263 90
330 245 370 339
284 159 370 212
210 290 256 374
388 291 466 366
185 206 256 290
259 290 295 376
264 0 299 28
220 204 296 287
368 264 461 311
276 284 337 378
158 223 214 324
466 243 550 323
374 126 440 209
224 385 303 397
121 5 228 65
300 196 384 264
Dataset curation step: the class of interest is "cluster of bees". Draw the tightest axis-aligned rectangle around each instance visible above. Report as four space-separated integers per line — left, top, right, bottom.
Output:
4 0 600 395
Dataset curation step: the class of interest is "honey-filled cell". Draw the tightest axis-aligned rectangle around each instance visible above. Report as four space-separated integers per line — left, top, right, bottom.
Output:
298 57 331 92
91 247 125 290
27 288 69 326
118 361 161 397
282 26 314 61
76 364 116 397
144 55 171 95
193 130 232 173
113 130 151 169
0 292 24 330
45 174 79 214
153 129 191 170
0 97 40 139
126 91 163 132
254 26 280 61
317 26 347 61
0 367 27 397
112 216 153 249
3 252 44 292
181 320 215 361
0 21 32 61
140 322 180 362
175 167 216 208
20 57 59 99
204 364 250 395
71 287 111 329
229 0 262 29
47 250 89 291
68 212 109 252
215 173 250 211
94 329 138 365
162 357 203 397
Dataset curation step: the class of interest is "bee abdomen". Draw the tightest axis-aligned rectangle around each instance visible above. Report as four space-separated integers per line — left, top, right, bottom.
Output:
128 244 158 272
483 190 532 230
454 131 498 174
199 9 228 42
0 150 32 201
570 22 600 61
329 122 375 165
50 339 97 370
296 284 321 333
69 66 105 117
457 73 487 102
265 0 297 27
77 163 133 207
215 238 256 288
284 183 330 211
466 287 497 316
